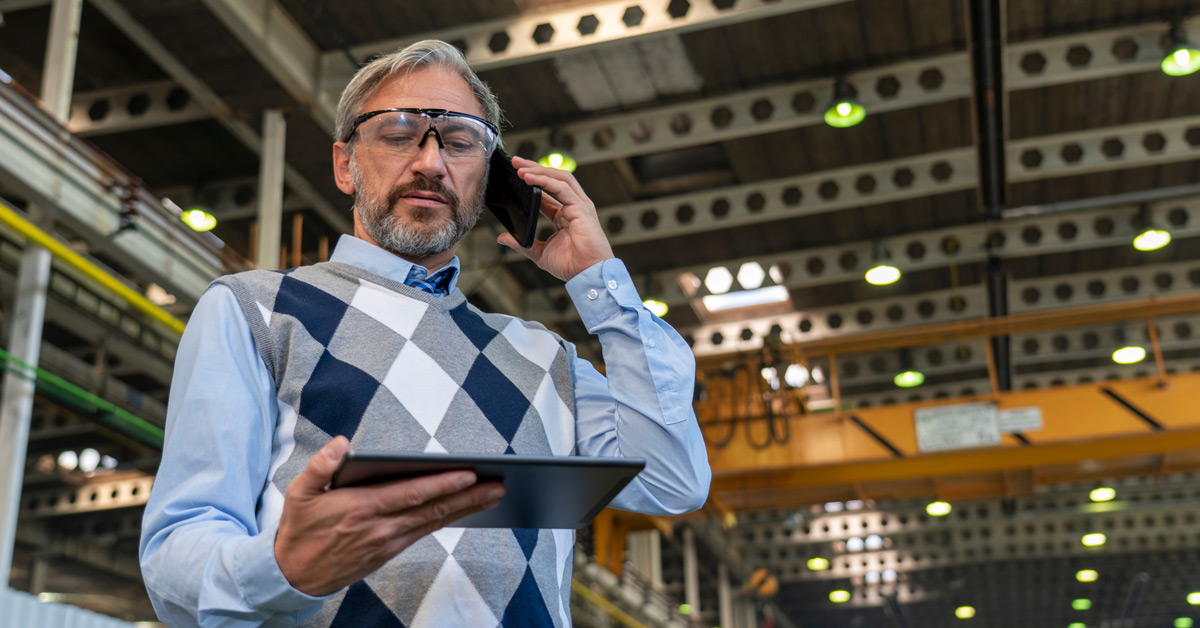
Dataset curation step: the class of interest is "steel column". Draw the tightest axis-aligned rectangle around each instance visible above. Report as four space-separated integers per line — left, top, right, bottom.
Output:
718 561 733 628
682 526 699 616
255 110 286 270
0 0 80 589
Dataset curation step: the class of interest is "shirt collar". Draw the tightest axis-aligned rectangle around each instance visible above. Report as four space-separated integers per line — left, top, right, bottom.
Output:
329 235 460 293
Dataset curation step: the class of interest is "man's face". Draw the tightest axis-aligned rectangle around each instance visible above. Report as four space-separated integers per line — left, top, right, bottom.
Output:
334 67 489 261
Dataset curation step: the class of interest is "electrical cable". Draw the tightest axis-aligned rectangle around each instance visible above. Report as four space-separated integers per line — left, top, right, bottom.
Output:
744 361 775 451
700 369 738 448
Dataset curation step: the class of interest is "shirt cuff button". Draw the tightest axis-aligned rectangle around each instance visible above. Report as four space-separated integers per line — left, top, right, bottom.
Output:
607 279 618 290
587 288 599 300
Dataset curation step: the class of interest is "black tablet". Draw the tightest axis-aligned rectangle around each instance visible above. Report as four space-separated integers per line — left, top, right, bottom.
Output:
330 452 645 529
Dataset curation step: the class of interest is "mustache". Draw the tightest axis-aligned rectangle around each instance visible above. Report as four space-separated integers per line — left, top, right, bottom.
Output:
386 177 460 212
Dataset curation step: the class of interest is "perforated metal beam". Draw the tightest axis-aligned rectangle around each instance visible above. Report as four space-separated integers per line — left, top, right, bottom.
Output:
504 52 972 164
686 286 990 359
529 195 1200 324
505 17 1200 167
20 475 152 517
735 477 1200 585
67 82 208 136
1009 259 1200 315
328 0 850 79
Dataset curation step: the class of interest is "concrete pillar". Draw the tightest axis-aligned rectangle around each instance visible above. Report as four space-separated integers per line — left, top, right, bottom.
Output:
744 598 758 628
0 0 82 588
682 527 699 615
719 562 733 628
255 110 286 270
28 555 48 594
626 530 663 587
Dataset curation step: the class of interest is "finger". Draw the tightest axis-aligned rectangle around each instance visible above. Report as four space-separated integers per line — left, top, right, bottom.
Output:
390 493 505 550
519 172 589 216
372 470 480 515
497 232 547 261
290 436 350 498
391 481 505 527
517 163 590 205
537 189 564 220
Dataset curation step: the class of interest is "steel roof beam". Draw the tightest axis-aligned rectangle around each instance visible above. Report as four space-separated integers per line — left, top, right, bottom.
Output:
199 0 338 133
681 263 1200 360
737 482 1200 583
526 130 1200 324
505 17 1199 167
68 81 208 136
326 0 851 78
90 0 352 235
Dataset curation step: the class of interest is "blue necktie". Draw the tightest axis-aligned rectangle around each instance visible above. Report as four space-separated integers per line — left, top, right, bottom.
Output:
405 267 451 296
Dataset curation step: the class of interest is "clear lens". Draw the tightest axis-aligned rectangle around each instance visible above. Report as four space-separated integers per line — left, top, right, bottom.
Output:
357 111 495 158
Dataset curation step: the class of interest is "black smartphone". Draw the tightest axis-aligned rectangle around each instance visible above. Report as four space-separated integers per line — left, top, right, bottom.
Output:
484 148 541 248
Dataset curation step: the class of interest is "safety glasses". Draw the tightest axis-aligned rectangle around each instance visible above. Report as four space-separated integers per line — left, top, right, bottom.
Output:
345 108 500 159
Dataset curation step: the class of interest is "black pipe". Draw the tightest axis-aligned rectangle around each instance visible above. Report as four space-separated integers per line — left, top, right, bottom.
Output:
987 253 1011 390
970 0 1012 391
1119 572 1150 625
970 0 1006 219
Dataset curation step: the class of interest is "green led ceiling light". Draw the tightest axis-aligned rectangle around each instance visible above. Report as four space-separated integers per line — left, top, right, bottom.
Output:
825 78 866 128
865 240 901 285
926 501 951 517
1163 21 1200 76
894 348 924 388
181 208 217 232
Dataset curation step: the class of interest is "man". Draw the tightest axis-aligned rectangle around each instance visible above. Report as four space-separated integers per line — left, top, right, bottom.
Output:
140 40 710 627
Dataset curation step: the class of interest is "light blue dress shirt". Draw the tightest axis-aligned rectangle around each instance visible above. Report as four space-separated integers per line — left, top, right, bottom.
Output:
139 235 711 627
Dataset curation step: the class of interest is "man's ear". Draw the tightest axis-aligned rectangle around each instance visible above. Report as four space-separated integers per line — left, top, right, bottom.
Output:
333 142 355 195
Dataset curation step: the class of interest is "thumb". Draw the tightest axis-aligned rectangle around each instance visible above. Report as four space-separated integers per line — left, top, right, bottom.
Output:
293 436 349 495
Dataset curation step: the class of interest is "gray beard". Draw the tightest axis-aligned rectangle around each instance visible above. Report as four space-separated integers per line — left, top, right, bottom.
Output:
350 157 485 259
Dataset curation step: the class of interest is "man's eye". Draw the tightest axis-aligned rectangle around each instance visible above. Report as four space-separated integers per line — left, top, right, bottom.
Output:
445 139 476 152
381 134 416 145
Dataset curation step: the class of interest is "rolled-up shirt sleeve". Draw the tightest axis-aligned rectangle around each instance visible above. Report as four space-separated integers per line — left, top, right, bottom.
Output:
139 285 328 627
566 259 711 515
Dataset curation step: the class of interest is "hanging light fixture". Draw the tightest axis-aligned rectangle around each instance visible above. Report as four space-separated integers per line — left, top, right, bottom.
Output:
1133 205 1172 251
537 130 578 172
1162 19 1200 76
894 348 925 388
1112 323 1147 365
865 240 901 285
824 77 866 128
181 207 217 232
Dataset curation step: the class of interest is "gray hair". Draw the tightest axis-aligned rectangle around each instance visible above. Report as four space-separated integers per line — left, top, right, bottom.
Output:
334 40 502 143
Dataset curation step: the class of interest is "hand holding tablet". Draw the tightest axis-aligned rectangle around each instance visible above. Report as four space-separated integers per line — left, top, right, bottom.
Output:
331 452 646 529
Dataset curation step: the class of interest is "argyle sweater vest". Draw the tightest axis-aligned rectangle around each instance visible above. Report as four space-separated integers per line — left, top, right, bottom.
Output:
215 262 579 628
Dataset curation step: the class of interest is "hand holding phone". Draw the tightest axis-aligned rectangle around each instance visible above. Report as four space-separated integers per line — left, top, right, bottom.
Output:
485 148 541 248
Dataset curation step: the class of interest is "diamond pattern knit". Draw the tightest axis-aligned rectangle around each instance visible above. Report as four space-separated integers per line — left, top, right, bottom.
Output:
215 261 578 627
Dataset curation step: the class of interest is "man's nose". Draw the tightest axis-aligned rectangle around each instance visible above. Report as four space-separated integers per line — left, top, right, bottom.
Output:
410 129 448 179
